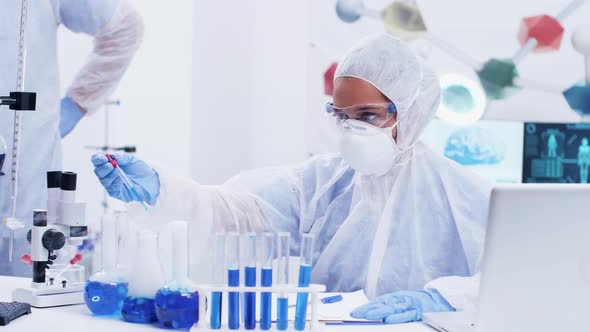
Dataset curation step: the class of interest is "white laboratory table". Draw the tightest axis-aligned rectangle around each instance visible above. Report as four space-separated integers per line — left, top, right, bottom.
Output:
0 277 434 332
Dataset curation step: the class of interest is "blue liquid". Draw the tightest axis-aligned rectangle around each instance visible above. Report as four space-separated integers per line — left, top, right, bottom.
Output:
122 296 158 323
228 269 240 330
154 288 199 329
210 291 222 329
0 153 5 176
260 268 272 330
84 280 128 316
294 264 312 331
277 297 289 330
244 266 256 330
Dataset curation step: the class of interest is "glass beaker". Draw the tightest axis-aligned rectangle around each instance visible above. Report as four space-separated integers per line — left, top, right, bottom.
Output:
122 229 165 323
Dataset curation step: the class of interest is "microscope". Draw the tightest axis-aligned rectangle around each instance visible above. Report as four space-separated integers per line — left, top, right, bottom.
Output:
12 171 88 308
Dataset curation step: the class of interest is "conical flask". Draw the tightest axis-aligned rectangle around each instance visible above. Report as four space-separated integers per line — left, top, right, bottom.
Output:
84 214 128 316
155 221 199 329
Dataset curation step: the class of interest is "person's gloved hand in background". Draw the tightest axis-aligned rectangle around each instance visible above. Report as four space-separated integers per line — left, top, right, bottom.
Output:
350 289 454 324
91 153 160 205
60 96 86 138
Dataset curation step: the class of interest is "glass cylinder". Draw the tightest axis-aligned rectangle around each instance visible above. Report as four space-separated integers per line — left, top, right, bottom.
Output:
122 229 164 323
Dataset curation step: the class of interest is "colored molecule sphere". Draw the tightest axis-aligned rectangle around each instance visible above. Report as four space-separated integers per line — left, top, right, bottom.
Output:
518 15 564 52
477 59 520 100
563 83 590 115
335 0 364 23
382 1 427 41
442 85 476 114
324 62 338 96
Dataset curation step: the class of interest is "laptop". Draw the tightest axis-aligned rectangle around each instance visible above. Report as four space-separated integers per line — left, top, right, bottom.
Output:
423 184 590 332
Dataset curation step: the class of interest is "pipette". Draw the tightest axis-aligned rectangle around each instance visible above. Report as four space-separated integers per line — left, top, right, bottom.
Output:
105 154 150 209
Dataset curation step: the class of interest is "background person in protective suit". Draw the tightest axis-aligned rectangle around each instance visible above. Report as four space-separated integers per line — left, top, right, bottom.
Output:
0 0 143 276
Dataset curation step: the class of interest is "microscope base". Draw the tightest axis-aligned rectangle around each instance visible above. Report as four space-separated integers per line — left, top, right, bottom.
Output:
12 284 84 308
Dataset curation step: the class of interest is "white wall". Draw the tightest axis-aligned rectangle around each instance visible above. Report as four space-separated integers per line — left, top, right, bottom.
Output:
60 1 193 228
192 0 309 184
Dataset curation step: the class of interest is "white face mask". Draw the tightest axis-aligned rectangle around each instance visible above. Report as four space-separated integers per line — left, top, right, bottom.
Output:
338 119 403 176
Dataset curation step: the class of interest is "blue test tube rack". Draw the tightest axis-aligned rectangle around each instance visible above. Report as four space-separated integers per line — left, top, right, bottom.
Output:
193 284 326 331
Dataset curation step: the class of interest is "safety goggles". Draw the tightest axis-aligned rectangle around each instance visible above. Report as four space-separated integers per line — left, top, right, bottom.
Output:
325 102 398 128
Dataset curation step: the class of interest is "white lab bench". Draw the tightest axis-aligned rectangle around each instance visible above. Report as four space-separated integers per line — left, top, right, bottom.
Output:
0 276 434 332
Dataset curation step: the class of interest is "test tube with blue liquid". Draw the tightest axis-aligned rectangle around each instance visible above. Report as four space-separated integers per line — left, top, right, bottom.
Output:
260 232 273 330
227 232 240 330
154 221 199 329
244 233 257 330
276 232 290 331
295 234 314 331
210 233 225 329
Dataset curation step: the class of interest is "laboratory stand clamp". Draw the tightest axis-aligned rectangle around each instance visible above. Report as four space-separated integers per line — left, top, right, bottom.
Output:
0 92 36 112
12 171 88 308
0 0 36 114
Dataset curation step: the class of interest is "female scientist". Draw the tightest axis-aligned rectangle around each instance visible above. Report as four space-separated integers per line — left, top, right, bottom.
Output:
91 33 491 324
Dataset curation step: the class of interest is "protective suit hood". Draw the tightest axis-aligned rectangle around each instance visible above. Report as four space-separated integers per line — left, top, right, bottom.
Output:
334 33 440 151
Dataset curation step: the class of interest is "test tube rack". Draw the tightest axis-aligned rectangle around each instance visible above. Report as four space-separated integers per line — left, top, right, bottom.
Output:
192 284 326 331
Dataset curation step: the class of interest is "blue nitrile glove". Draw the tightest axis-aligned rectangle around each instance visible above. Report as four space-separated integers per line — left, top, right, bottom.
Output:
60 96 85 138
91 153 160 205
350 289 455 324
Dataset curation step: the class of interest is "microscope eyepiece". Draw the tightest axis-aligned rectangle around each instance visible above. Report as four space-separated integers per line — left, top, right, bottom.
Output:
47 171 61 188
60 172 77 191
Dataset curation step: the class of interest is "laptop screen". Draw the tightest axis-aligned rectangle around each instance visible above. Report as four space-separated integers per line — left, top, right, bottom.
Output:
523 122 590 183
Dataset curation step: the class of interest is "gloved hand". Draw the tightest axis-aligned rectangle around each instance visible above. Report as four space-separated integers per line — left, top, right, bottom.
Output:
91 153 160 205
350 289 454 324
60 96 86 138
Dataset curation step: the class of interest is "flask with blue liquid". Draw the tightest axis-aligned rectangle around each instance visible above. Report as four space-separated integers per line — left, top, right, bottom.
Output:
84 214 128 316
154 221 199 329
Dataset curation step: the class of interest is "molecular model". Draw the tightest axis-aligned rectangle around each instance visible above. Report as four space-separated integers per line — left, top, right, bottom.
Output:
327 0 590 122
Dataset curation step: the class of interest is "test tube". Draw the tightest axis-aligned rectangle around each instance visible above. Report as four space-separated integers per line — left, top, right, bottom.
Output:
210 233 225 329
244 233 257 330
106 154 150 209
276 232 290 331
294 233 314 331
226 232 240 330
260 232 274 330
